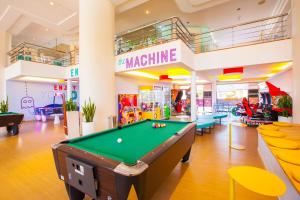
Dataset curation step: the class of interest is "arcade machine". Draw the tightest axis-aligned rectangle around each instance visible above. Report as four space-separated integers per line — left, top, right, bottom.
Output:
118 94 142 125
139 85 171 120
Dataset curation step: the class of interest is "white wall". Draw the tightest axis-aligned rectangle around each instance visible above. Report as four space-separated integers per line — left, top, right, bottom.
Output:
268 69 293 96
115 75 156 94
6 80 79 121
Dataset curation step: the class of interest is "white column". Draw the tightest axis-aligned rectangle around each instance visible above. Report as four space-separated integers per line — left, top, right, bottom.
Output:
211 81 217 113
191 71 197 121
67 79 72 101
79 0 116 131
0 32 11 101
292 0 300 123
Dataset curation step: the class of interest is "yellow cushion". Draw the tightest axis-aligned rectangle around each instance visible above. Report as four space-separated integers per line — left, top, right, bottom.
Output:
259 125 279 131
258 129 286 138
276 150 300 165
273 122 293 127
264 137 300 149
292 169 300 183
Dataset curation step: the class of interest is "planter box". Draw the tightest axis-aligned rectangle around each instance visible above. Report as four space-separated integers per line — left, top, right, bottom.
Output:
66 111 80 139
278 116 293 123
82 121 96 136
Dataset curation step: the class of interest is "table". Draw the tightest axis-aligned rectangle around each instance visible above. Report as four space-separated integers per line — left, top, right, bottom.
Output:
196 120 215 135
213 113 227 124
52 119 196 200
228 166 286 199
51 113 63 124
0 112 24 136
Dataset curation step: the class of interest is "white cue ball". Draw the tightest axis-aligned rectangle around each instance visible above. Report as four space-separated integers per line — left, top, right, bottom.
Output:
117 138 122 143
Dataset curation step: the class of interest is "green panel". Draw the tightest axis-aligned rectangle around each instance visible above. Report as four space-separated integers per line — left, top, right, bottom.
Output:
0 112 18 115
68 120 189 165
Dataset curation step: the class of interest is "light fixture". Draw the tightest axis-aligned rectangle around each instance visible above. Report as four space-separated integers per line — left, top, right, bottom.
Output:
49 1 54 6
18 76 63 83
218 74 242 82
197 80 209 83
145 10 150 15
169 75 190 79
265 73 276 78
124 71 159 80
45 28 49 32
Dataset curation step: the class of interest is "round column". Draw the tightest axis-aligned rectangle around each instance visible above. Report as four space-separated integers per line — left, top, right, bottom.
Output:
190 71 197 121
292 0 300 123
66 79 72 101
79 0 116 131
0 32 11 101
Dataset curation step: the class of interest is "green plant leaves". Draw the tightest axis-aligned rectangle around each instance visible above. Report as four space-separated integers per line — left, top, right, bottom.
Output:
66 98 78 111
0 97 8 113
82 98 96 122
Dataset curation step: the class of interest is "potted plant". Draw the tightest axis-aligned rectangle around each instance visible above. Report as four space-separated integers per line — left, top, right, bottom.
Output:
65 98 80 139
277 95 293 123
82 98 96 136
0 97 8 113
0 97 9 134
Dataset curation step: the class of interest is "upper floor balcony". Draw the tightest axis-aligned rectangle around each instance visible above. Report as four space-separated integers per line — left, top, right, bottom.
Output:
6 13 291 70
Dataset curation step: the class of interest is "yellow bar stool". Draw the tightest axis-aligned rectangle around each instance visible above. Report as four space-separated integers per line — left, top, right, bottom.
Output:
228 166 286 200
228 121 247 150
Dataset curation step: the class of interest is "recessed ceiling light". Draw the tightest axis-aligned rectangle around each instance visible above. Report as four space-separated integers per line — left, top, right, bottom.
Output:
45 28 49 31
145 10 150 15
49 1 54 6
33 37 36 41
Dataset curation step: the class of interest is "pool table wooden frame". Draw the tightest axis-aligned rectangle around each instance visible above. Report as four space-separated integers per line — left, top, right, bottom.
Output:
0 113 24 135
52 120 196 200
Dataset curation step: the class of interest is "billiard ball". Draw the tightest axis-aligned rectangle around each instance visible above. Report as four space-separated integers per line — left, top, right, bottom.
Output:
118 125 122 129
152 123 156 128
117 138 122 143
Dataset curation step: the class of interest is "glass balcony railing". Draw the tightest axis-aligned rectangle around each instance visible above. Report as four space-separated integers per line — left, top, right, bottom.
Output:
7 42 71 67
115 17 193 55
115 13 291 55
7 13 291 67
193 13 291 53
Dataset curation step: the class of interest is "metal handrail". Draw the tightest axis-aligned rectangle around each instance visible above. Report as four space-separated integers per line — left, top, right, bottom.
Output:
115 13 290 55
8 42 70 67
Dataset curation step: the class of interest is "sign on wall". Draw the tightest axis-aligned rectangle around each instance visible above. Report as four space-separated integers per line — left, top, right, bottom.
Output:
70 66 79 78
115 41 182 72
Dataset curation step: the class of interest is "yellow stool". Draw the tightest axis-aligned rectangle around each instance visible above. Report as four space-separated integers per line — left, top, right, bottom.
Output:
228 122 247 150
228 166 286 200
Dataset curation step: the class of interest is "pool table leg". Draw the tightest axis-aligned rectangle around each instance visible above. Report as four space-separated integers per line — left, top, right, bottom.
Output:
65 183 85 200
182 148 191 163
7 125 19 136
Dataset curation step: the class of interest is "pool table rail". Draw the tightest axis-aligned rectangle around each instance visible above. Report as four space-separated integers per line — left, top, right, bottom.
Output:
52 121 197 200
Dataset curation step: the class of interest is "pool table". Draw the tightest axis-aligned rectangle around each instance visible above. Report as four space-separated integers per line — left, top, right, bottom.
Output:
0 112 24 135
52 119 196 200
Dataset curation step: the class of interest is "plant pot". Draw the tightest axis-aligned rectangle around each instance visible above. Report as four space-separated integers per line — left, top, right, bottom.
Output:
278 116 293 123
67 111 80 139
82 121 96 136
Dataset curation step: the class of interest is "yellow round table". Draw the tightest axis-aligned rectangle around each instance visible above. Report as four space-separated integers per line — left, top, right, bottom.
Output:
228 166 286 200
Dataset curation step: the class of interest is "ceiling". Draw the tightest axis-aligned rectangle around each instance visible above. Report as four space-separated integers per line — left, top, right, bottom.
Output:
119 62 292 84
0 0 290 47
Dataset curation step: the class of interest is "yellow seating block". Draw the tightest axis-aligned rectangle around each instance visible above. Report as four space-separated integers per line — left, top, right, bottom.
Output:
264 137 300 149
276 150 300 165
273 122 293 127
259 124 279 131
258 129 286 138
228 166 286 196
292 170 300 183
